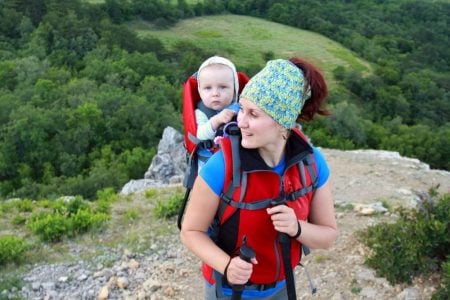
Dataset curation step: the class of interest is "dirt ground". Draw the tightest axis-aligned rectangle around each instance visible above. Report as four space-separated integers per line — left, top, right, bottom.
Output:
131 148 450 300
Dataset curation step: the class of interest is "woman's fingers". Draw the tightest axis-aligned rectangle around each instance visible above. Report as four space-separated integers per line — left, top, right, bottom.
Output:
267 206 297 235
227 257 254 285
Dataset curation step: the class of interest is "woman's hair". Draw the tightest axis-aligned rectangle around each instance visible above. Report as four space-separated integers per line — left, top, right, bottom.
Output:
289 57 330 122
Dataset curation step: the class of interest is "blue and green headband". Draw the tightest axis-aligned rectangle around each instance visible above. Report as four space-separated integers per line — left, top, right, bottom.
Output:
240 59 311 129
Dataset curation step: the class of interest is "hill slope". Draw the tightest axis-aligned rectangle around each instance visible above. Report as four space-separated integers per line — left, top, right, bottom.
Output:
132 14 371 82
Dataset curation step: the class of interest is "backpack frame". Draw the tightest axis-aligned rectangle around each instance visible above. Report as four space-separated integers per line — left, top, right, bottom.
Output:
177 71 249 230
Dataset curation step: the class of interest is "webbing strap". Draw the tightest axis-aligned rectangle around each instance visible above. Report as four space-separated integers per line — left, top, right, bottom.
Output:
299 160 306 187
220 184 314 211
183 150 197 189
278 233 296 300
188 132 214 150
220 195 275 210
230 134 241 188
305 155 318 189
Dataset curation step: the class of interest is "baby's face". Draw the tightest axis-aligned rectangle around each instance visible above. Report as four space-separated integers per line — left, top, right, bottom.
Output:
198 64 235 110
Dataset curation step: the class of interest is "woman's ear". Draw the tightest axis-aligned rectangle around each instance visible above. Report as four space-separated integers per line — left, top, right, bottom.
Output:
280 127 289 140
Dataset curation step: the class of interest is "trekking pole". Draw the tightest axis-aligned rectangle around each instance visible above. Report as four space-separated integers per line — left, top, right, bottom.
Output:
231 236 255 300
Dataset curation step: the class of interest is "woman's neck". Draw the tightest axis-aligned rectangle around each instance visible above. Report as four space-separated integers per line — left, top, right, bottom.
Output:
258 140 287 168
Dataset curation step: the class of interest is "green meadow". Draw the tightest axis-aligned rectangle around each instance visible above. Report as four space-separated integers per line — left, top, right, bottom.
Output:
131 14 371 82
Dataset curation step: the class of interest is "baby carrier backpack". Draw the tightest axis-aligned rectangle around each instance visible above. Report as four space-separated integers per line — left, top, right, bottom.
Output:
204 128 318 299
177 71 249 230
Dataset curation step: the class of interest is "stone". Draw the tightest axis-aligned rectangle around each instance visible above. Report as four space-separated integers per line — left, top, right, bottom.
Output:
117 277 129 289
97 286 108 300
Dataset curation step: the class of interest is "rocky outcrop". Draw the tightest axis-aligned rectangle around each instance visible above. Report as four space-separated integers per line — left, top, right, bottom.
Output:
120 127 186 194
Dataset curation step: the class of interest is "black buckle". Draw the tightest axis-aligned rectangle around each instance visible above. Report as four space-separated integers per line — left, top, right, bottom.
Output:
199 140 214 149
245 281 277 291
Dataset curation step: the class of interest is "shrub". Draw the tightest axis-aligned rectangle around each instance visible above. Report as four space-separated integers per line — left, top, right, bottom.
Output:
432 258 450 300
0 274 23 296
358 190 449 287
15 198 34 212
28 197 111 242
0 235 29 265
153 193 183 219
28 212 70 242
124 209 140 222
94 187 118 214
11 215 27 226
65 196 90 216
144 188 157 199
70 209 110 235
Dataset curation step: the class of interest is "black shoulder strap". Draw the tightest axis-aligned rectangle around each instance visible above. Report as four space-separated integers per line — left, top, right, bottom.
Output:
196 101 219 119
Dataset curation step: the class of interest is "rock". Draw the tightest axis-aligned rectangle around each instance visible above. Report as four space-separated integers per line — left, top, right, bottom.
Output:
128 259 140 271
397 287 419 299
97 286 108 300
117 277 129 289
360 287 378 298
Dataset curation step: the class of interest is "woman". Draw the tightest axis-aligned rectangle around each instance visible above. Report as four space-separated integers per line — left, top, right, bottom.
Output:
180 57 338 299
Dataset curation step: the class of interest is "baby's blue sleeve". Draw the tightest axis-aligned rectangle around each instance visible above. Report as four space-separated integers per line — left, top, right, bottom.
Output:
313 147 330 188
227 102 240 113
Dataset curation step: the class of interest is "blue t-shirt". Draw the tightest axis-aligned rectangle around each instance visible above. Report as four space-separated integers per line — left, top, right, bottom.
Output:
200 147 329 196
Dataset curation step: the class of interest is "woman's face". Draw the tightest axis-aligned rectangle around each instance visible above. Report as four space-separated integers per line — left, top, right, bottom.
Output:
237 98 285 150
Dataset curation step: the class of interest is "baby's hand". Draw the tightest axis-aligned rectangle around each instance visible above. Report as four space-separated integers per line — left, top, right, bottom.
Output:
212 109 236 130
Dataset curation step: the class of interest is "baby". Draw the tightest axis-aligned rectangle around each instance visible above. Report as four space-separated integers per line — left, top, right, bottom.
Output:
195 56 239 168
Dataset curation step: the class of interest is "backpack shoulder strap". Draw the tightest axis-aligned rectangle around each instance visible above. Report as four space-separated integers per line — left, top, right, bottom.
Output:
196 101 219 119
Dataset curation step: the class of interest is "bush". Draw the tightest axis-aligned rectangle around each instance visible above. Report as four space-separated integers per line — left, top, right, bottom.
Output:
70 209 110 235
432 258 450 300
28 212 70 242
358 190 449 289
94 187 118 214
28 197 111 242
0 274 23 297
153 193 183 219
0 235 29 265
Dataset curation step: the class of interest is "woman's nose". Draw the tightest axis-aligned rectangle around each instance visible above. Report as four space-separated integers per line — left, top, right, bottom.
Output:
237 112 247 128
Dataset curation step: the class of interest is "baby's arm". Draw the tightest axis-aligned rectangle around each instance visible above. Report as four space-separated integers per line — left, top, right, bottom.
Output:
195 109 216 140
195 109 236 140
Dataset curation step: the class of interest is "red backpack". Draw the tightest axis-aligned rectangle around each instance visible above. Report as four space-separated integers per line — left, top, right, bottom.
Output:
206 128 318 299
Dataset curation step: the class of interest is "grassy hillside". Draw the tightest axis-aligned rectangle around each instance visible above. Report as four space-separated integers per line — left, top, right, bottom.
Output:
132 14 372 83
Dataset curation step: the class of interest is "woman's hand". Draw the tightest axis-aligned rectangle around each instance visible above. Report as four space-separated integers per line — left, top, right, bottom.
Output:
225 256 258 285
267 205 298 237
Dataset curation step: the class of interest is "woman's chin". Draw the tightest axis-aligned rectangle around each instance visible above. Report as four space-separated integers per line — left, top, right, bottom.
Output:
240 139 257 149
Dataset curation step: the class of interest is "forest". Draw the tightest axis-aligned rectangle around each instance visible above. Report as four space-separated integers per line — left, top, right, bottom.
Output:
0 0 448 200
